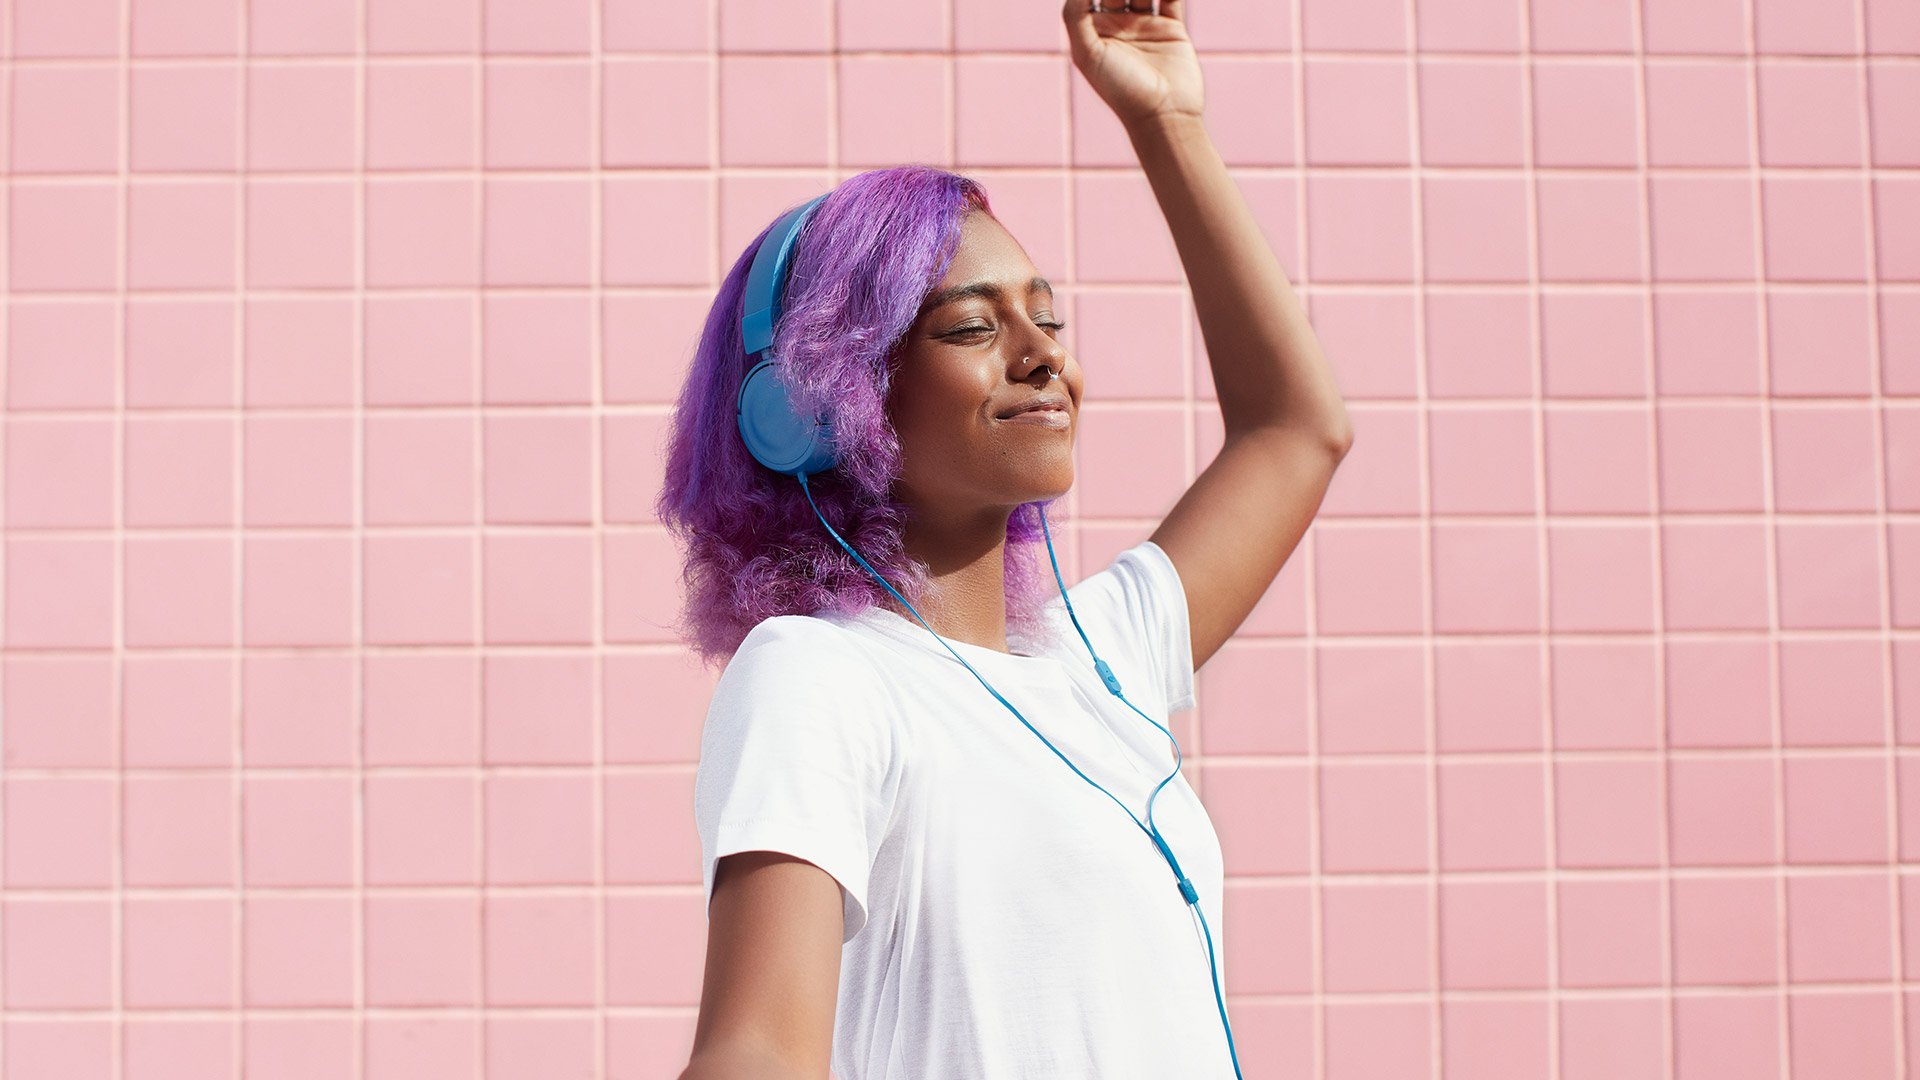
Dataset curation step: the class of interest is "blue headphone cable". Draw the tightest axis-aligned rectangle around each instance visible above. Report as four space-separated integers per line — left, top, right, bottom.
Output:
795 473 1246 1080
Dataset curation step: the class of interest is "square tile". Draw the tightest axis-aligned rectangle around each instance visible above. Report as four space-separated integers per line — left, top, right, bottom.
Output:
1544 405 1654 514
1644 0 1747 53
1650 175 1757 282
1785 756 1889 864
1669 757 1777 867
1322 883 1431 992
1537 175 1646 282
1758 61 1868 167
1439 879 1550 988
1439 759 1548 870
1672 876 1778 984
1658 401 1758 511
1529 0 1635 51
1756 0 1860 54
1646 61 1752 167
602 57 710 168
1416 0 1524 52
1422 176 1530 282
1766 289 1875 395
1307 175 1417 282
1315 524 1426 635
1547 522 1657 632
1775 520 1882 629
1430 406 1537 513
1541 291 1650 397
1435 641 1546 752
1426 290 1533 397
1786 873 1896 981
1554 758 1663 868
1659 521 1771 631
367 61 478 170
1318 642 1427 751
1771 404 1879 511
1762 175 1871 282
1305 58 1413 166
1557 878 1662 985
1781 638 1888 746
1432 522 1542 633
1551 640 1661 749
1532 60 1639 167
1664 638 1772 748
125 898 238 1008
1308 292 1420 398
1320 761 1429 872
1417 59 1526 166
1652 287 1764 396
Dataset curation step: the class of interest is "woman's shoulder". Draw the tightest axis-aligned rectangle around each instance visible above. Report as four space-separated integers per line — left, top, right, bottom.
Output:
720 609 891 691
736 609 868 652
706 610 908 752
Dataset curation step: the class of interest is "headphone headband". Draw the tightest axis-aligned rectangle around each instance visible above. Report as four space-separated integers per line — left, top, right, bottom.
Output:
741 193 831 358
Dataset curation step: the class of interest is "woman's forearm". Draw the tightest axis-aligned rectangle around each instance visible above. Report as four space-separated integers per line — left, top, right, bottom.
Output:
679 1046 824 1080
1125 111 1352 446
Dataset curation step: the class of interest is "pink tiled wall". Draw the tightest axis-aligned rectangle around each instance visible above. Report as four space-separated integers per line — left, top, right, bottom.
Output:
0 0 1915 1077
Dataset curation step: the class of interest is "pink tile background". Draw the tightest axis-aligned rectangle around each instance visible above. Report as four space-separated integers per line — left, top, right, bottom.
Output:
1 0 1915 1077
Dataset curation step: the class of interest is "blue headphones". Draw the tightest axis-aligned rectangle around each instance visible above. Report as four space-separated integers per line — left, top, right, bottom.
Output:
736 193 1245 1079
736 193 840 478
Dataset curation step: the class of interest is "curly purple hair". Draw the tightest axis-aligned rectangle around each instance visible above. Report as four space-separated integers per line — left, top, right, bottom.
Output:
654 165 1068 668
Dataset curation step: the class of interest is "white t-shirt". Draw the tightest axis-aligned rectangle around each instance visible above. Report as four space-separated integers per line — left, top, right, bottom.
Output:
693 539 1238 1079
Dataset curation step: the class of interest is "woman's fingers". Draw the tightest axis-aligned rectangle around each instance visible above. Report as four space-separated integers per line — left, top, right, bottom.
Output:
1062 0 1104 62
1073 0 1167 18
1089 0 1186 20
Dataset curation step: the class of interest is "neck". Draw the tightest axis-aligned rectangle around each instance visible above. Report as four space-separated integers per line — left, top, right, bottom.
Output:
886 499 1016 654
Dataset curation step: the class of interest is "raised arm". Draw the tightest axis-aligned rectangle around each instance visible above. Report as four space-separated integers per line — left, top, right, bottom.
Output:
1065 0 1354 671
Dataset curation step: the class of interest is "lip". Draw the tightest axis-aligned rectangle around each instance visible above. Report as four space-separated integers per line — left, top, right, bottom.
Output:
995 395 1072 420
997 407 1070 428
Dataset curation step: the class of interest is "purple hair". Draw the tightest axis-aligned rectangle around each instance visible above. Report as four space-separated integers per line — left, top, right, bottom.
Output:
654 165 1067 668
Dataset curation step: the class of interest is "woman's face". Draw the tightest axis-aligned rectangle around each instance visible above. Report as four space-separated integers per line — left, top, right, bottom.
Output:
886 209 1081 519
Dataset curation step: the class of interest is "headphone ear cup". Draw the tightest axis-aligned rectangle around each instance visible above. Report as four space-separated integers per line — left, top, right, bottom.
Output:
737 357 838 478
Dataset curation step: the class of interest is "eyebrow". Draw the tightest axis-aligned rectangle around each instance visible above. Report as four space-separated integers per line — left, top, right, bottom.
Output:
918 275 1054 316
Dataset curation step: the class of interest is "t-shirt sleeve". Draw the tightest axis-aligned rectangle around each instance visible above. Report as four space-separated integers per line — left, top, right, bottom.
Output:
693 616 900 945
1097 539 1198 716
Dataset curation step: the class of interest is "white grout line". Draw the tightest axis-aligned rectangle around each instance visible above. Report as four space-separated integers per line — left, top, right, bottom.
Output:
1293 3 1331 1073
1514 4 1565 1076
1399 0 1447 1071
351 4 369 1075
1855 0 1907 1071
468 1 486 1073
1625 1 1679 1077
1741 0 1795 1074
590 2 607 1075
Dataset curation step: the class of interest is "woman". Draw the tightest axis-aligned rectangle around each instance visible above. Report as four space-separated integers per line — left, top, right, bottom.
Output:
664 2 1353 1077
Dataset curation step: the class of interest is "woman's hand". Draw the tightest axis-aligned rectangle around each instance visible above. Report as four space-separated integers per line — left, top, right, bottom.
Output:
1061 0 1203 133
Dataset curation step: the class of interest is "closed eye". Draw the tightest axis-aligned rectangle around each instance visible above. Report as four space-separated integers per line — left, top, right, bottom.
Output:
943 319 1067 338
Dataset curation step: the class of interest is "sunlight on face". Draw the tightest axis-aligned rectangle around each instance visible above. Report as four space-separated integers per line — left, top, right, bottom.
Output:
885 210 1084 519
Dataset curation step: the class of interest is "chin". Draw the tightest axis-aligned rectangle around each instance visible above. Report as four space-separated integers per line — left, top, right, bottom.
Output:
1018 471 1074 506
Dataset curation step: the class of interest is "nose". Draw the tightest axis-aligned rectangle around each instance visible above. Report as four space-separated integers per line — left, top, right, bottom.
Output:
1013 331 1069 384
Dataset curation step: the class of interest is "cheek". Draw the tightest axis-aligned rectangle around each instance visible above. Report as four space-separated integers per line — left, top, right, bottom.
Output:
892 372 985 444
896 404 972 460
